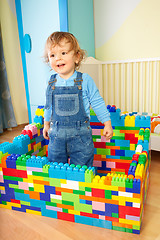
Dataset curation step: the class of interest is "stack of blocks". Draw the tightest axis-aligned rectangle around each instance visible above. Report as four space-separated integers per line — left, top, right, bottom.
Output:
0 105 151 234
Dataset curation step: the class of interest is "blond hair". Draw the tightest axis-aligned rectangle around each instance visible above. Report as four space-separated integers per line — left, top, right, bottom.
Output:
44 31 86 70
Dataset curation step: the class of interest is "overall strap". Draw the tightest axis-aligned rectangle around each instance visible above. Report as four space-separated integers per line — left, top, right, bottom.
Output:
74 72 83 90
48 74 57 90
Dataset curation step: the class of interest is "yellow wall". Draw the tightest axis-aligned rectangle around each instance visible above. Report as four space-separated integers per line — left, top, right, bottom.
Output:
0 0 28 124
95 0 160 61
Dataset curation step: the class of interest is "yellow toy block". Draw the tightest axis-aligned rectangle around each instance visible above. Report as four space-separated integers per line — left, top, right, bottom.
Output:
26 209 42 216
68 209 80 215
119 218 140 226
28 144 32 152
0 203 12 209
60 179 67 184
34 183 45 193
125 115 135 127
130 144 135 150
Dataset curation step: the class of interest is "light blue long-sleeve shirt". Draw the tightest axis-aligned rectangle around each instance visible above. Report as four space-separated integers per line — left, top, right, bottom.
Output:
44 71 110 123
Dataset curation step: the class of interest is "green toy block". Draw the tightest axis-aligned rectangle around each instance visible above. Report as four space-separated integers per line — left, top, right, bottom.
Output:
62 200 74 206
46 201 57 207
85 187 92 192
9 184 19 189
49 178 61 187
20 201 30 206
73 190 85 195
14 189 24 193
85 169 94 183
126 228 133 233
43 164 50 173
125 178 133 188
63 209 68 213
32 171 49 178
112 226 126 232
112 213 119 218
3 175 23 182
97 148 110 155
105 190 112 199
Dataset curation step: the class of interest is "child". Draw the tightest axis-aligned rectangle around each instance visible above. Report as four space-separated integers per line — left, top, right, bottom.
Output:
43 31 113 167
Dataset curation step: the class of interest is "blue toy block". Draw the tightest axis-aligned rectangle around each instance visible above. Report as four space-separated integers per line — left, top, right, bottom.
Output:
48 162 66 179
90 125 104 129
115 149 125 156
111 191 118 196
86 200 92 205
135 116 151 128
133 179 141 194
34 115 44 124
79 199 86 204
128 165 136 177
0 142 19 154
90 115 99 122
6 154 20 169
126 202 133 207
138 140 149 152
41 208 57 219
12 205 26 212
92 218 112 229
132 229 140 234
35 135 44 144
125 150 135 158
115 140 130 147
15 192 30 202
29 199 46 209
93 210 105 216
75 215 93 226
40 192 51 202
44 185 56 195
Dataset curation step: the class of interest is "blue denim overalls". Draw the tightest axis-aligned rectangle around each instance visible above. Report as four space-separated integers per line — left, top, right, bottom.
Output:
45 72 94 167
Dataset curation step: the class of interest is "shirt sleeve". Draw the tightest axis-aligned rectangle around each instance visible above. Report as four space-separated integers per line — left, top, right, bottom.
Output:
83 73 110 123
44 107 52 122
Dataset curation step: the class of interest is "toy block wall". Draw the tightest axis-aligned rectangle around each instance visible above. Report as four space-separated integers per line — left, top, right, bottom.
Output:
90 105 151 177
0 105 151 234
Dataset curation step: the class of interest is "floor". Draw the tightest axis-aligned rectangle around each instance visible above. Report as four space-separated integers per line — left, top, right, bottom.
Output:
0 125 160 240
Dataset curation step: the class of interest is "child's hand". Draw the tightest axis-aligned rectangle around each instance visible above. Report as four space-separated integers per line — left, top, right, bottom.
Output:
43 121 50 140
103 120 113 140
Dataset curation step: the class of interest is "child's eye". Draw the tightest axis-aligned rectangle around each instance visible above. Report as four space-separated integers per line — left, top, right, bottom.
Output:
62 52 67 55
50 54 55 58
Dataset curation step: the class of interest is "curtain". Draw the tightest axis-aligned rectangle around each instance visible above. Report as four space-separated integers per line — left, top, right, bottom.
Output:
0 29 17 133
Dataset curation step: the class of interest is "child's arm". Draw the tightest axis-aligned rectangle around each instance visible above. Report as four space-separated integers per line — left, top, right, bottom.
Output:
103 120 113 140
43 121 50 140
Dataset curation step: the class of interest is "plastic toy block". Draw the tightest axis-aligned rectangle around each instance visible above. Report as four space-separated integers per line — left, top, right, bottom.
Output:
34 115 44 125
111 176 126 187
24 124 37 135
138 154 147 165
135 116 151 128
75 215 93 226
135 164 144 179
6 154 21 169
85 168 95 183
125 115 135 127
49 162 67 179
128 165 136 177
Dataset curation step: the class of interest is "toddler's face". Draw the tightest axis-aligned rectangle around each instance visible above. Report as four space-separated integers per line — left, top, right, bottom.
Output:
48 39 79 79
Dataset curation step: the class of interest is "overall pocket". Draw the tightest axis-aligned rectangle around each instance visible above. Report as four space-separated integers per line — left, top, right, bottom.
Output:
55 94 79 116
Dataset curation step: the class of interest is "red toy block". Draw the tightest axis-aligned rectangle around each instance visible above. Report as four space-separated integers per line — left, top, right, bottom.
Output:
80 211 99 219
92 188 105 198
57 212 75 222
